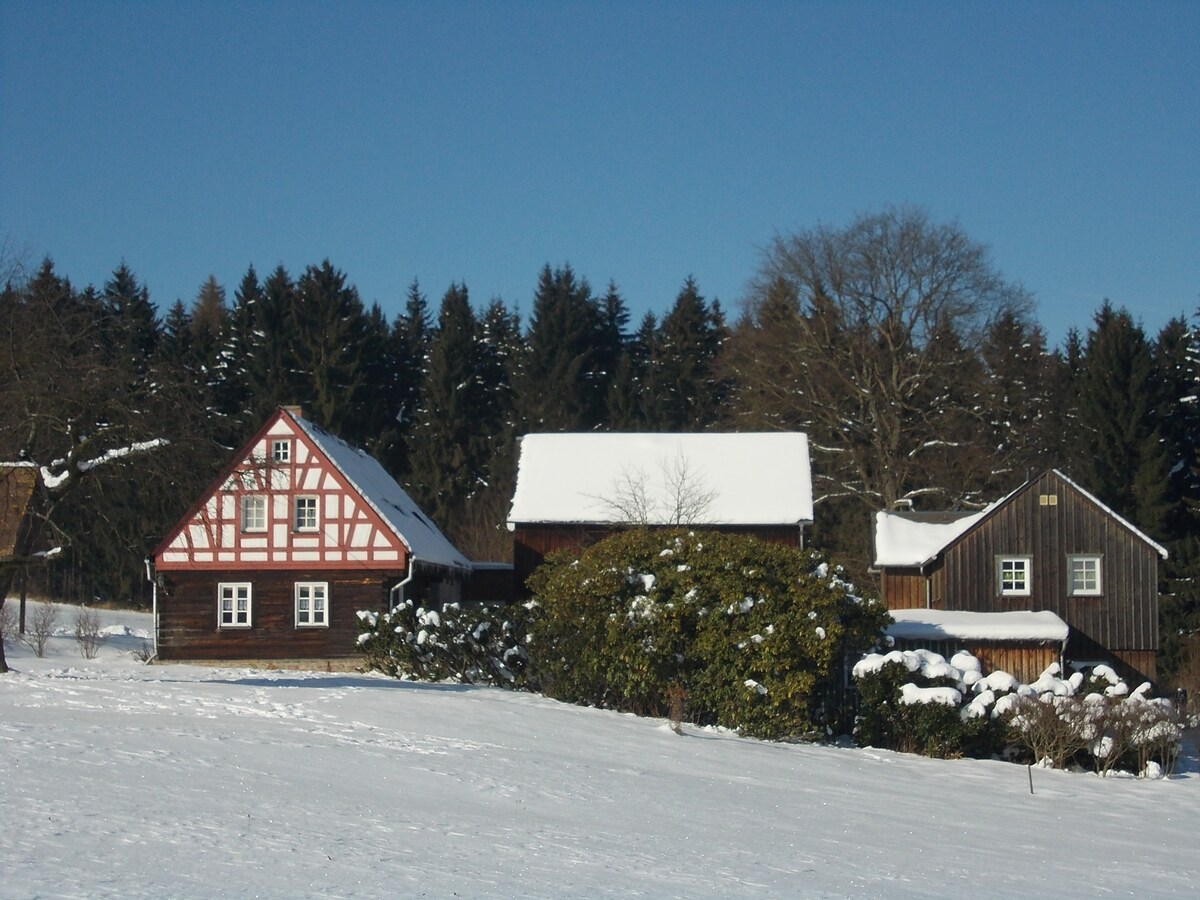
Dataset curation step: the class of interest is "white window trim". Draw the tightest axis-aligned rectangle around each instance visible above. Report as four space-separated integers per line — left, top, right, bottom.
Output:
1068 555 1103 597
295 582 329 628
271 439 291 463
218 582 252 628
294 496 319 531
240 495 267 532
997 556 1032 597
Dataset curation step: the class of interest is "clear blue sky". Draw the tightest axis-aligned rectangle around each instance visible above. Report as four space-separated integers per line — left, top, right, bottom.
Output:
2 1 1197 345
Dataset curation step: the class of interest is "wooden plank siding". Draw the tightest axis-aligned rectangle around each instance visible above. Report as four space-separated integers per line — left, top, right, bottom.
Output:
934 471 1159 683
157 569 404 660
513 523 803 596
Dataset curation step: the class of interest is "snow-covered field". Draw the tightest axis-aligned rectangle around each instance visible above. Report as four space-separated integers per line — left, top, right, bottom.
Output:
2 603 1198 899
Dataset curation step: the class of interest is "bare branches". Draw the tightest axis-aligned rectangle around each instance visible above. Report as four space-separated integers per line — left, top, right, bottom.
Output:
592 453 717 526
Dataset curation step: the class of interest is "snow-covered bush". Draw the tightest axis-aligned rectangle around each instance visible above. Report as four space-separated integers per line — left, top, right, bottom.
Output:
356 599 528 686
526 528 888 741
853 650 1188 776
851 649 1006 758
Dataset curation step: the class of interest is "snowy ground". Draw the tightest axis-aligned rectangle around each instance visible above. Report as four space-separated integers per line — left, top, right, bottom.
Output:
2 603 1198 899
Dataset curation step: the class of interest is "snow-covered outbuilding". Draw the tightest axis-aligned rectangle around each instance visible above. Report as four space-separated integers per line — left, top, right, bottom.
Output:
874 469 1167 684
152 407 469 662
506 432 813 593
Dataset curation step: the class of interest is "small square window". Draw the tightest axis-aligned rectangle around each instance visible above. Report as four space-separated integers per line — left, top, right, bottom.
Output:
272 440 290 463
1068 556 1102 596
240 495 266 532
218 583 252 628
295 582 329 627
998 557 1031 596
294 496 318 531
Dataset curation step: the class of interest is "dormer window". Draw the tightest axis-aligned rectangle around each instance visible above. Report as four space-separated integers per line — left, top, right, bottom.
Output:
294 496 318 531
272 439 290 463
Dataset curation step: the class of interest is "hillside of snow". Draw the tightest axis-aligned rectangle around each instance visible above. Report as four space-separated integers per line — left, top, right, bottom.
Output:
2 602 1198 898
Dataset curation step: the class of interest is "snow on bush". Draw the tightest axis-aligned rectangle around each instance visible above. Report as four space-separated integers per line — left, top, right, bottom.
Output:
356 599 528 686
853 648 1189 776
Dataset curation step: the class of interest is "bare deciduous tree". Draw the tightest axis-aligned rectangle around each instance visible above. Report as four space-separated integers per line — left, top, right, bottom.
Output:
731 206 1032 512
595 453 717 526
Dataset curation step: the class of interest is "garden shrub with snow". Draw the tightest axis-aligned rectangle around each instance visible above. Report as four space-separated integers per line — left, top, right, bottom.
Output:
852 651 1189 776
356 599 528 686
525 528 888 741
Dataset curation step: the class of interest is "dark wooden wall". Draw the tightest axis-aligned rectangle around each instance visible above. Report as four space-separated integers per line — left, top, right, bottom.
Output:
157 568 403 660
939 471 1159 681
512 523 804 596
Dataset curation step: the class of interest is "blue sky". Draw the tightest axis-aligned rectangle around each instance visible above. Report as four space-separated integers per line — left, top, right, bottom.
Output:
2 1 1197 345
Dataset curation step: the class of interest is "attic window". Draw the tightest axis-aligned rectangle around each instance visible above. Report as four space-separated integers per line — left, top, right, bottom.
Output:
272 440 290 463
998 556 1031 597
1039 494 1058 506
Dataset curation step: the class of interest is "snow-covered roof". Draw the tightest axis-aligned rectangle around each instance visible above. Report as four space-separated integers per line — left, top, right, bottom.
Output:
887 609 1070 644
507 432 813 527
290 414 469 571
873 469 1169 566
873 507 993 567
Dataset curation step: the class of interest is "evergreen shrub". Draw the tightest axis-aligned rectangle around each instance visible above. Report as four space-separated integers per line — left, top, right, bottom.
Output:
525 528 888 740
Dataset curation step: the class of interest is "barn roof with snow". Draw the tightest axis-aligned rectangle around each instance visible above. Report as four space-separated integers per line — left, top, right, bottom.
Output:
507 432 813 528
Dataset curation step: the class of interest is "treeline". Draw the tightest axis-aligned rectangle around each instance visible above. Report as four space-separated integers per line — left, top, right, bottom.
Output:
1 207 1198 676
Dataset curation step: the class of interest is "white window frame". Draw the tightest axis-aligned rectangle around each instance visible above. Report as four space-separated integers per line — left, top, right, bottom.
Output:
240 495 267 532
1068 555 1102 596
218 582 252 628
271 439 291 463
295 582 329 628
294 496 319 531
997 556 1032 597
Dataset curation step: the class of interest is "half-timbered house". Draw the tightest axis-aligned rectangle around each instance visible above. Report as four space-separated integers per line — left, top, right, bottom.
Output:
873 469 1167 684
152 407 469 661
507 432 813 593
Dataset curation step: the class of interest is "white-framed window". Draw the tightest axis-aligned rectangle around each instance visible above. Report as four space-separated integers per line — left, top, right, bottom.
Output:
295 582 329 627
294 496 318 531
240 495 266 532
1068 555 1102 596
998 556 1032 596
218 583 252 628
272 439 290 463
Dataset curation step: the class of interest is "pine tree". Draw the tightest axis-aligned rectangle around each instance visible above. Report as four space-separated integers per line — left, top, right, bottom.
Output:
649 276 727 430
406 283 489 536
515 264 607 431
1069 303 1172 536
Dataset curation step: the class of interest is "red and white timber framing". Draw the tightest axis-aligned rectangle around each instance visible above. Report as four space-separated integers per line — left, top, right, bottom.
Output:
156 414 407 571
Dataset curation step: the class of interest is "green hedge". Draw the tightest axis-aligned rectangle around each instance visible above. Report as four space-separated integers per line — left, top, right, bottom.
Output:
526 528 888 740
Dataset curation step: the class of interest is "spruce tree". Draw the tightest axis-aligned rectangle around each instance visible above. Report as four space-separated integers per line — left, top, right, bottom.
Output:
650 276 727 430
406 283 488 537
515 264 607 431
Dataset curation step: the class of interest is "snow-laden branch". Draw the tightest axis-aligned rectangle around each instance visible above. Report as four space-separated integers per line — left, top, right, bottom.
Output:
40 438 170 491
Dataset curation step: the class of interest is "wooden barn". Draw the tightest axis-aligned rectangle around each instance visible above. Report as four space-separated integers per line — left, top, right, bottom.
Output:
873 469 1168 684
506 432 813 593
151 407 470 662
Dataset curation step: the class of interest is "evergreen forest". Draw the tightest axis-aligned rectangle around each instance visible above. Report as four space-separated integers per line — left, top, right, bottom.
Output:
2 207 1198 679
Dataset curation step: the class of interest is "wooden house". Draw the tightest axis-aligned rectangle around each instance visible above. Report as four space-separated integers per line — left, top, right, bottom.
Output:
873 469 1167 684
152 407 470 662
507 432 813 593
0 463 43 569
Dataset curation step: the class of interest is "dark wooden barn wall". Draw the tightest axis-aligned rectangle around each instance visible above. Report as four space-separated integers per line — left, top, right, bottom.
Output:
157 568 403 660
937 470 1159 680
512 523 803 595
